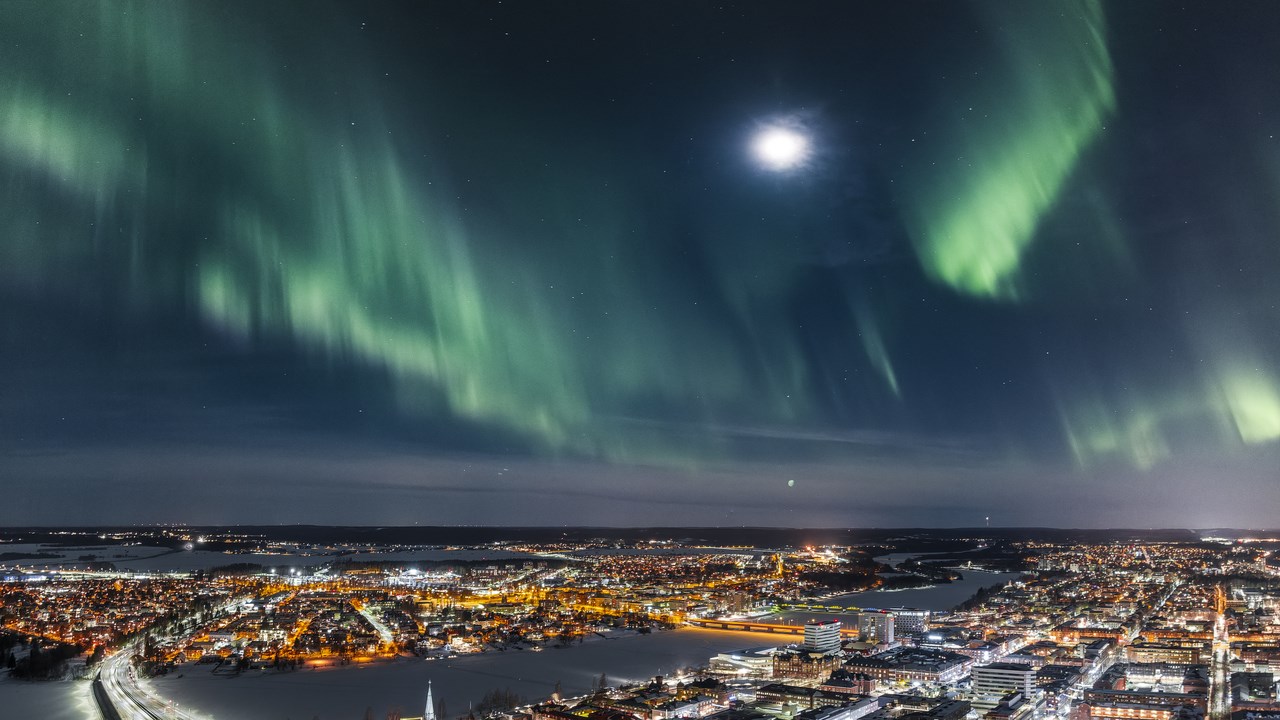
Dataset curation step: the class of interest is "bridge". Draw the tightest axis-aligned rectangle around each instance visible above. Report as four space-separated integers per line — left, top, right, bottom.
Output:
687 619 860 637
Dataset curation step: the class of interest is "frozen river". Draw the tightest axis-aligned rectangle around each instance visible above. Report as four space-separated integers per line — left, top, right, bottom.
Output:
810 567 1023 612
0 550 1024 719
144 565 1025 719
758 567 1023 631
149 628 772 720
0 543 538 573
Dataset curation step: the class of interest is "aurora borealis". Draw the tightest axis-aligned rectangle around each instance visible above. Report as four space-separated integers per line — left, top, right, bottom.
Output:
3 1 1279 526
900 0 1116 298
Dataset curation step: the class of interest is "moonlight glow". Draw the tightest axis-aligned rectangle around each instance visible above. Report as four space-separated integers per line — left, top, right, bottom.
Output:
752 126 809 170
3 1 1280 528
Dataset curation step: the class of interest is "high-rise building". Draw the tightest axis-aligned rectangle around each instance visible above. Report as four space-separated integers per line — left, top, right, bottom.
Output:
855 612 895 644
804 620 842 654
889 608 931 634
972 663 1036 713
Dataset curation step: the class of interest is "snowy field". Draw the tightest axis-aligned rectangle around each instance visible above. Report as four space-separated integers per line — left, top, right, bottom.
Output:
0 675 98 720
150 628 771 720
0 543 537 573
0 543 176 567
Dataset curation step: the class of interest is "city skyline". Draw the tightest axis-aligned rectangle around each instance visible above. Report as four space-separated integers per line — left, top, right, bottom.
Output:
2 526 1275 719
3 1 1280 526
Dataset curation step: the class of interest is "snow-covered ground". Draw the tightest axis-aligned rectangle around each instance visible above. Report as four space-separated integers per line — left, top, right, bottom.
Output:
0 674 98 720
150 628 771 720
337 549 536 563
0 543 537 573
1 543 174 567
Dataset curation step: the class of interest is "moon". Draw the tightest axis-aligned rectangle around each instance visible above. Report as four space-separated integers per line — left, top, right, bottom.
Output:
787 479 795 487
752 126 809 171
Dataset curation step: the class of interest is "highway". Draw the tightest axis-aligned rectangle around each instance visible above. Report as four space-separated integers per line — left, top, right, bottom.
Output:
96 596 249 720
98 645 207 719
92 675 124 720
1210 608 1229 720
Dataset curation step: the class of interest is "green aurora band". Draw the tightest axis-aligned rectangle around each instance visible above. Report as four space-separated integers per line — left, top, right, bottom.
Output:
0 1 813 463
1 1 1278 478
901 0 1115 299
1059 352 1280 470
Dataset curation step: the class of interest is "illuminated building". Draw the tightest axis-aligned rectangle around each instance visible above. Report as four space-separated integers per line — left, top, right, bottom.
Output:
972 663 1037 713
983 692 1035 720
773 649 842 680
710 647 779 678
843 647 972 685
1127 644 1203 665
805 620 842 654
854 612 894 644
887 609 930 634
755 683 868 709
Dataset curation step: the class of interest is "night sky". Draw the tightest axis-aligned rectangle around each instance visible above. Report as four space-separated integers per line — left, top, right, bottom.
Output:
3 1 1279 527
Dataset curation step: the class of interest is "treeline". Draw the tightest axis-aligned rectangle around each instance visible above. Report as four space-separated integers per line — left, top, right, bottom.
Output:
800 568 877 592
197 563 265 578
953 583 1007 612
898 559 962 582
475 687 526 716
1 634 84 680
0 632 17 669
896 542 1034 572
0 551 62 562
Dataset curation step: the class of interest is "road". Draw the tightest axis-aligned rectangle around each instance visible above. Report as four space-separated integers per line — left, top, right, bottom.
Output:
92 675 124 720
97 597 248 720
98 645 207 719
1210 609 1229 720
353 598 396 647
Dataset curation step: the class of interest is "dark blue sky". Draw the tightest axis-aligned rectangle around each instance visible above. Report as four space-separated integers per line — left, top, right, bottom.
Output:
2 1 1278 527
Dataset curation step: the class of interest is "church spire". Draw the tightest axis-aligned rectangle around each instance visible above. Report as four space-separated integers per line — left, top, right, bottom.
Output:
425 679 436 720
